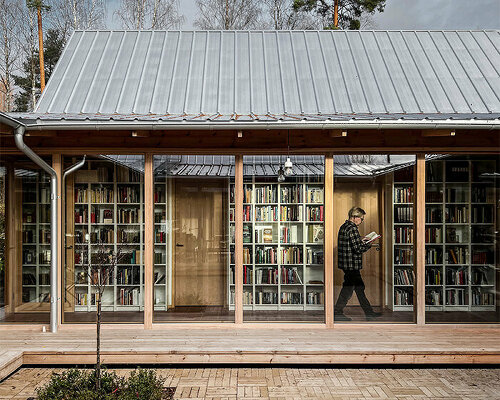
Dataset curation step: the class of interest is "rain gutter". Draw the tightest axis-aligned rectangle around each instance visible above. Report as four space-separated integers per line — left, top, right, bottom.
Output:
21 118 500 131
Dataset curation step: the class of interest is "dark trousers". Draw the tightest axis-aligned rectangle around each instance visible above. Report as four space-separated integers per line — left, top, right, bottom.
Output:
334 269 373 315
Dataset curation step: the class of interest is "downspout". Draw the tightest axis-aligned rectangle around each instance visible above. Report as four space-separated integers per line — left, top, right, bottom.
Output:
62 156 86 306
14 125 59 333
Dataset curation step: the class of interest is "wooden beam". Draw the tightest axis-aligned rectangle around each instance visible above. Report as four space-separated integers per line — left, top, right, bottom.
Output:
144 154 153 329
234 155 243 324
325 154 334 328
414 155 426 325
52 154 63 328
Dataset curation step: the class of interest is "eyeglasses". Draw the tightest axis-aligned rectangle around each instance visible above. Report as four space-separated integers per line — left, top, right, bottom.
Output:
357 216 365 221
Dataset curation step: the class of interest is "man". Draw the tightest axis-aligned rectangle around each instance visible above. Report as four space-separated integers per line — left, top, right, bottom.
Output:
334 206 382 321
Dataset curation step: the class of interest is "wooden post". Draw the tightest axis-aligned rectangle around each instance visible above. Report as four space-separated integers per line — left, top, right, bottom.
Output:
144 154 153 329
53 154 63 327
414 154 426 325
5 165 16 314
325 154 334 327
234 155 243 324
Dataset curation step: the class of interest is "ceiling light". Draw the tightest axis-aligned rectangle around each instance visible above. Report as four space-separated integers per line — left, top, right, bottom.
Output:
284 157 293 176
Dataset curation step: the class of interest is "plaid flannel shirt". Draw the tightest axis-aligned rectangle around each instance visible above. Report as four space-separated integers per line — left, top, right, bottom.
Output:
337 220 371 271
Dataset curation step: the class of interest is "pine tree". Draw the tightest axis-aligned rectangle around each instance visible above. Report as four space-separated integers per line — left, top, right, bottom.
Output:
13 29 64 111
293 0 386 30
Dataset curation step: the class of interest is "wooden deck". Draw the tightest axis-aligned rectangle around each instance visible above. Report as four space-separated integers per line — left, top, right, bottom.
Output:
1 325 500 381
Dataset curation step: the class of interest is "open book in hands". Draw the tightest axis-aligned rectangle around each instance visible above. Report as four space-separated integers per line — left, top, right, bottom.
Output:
362 231 381 244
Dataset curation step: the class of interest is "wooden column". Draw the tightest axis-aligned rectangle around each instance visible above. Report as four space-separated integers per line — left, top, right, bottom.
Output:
414 154 426 325
5 166 16 314
144 154 153 329
53 154 63 327
325 154 334 328
234 155 243 324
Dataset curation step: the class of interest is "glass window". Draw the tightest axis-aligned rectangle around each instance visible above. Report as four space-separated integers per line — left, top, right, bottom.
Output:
63 155 144 323
242 156 325 322
425 155 499 323
0 156 51 324
153 155 234 322
333 155 416 323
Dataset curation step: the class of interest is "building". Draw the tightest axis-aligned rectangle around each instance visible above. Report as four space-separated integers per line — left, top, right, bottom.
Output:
0 31 498 347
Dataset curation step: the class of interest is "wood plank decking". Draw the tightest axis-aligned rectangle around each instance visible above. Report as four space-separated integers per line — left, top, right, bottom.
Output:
1 325 500 380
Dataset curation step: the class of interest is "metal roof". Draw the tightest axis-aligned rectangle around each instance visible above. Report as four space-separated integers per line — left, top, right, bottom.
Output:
104 154 419 177
30 30 499 124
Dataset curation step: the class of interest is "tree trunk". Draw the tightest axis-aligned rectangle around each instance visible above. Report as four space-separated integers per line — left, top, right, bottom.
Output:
334 0 339 28
37 6 45 92
96 298 101 390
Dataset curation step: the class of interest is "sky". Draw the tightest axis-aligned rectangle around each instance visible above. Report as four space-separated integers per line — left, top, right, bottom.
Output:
107 0 500 30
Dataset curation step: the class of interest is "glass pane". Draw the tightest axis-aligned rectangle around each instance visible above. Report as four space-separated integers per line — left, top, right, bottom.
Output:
153 155 234 322
0 156 51 323
334 155 416 323
63 155 144 323
242 156 325 322
426 155 500 323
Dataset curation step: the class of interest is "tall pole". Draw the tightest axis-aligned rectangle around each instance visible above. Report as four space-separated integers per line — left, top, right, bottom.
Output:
334 0 339 28
37 6 46 92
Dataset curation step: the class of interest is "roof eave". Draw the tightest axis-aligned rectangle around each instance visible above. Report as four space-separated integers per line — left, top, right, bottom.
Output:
18 118 500 131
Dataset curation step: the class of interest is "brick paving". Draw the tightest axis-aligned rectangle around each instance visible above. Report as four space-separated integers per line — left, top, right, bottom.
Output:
0 367 499 399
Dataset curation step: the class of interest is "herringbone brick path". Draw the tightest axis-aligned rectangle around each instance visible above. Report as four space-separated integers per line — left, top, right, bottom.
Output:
0 367 499 399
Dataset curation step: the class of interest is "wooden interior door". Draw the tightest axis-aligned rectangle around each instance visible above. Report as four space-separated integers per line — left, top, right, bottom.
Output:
174 179 226 307
333 179 384 307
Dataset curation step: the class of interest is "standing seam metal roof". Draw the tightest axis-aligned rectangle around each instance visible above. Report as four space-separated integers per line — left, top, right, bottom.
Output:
33 30 500 119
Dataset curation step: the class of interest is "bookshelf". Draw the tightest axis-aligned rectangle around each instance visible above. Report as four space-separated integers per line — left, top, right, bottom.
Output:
153 178 173 311
228 180 325 311
71 160 144 312
392 167 415 311
392 159 497 312
21 172 51 306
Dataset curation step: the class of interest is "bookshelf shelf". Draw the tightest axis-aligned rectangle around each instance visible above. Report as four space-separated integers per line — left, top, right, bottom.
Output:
228 179 325 311
393 159 497 312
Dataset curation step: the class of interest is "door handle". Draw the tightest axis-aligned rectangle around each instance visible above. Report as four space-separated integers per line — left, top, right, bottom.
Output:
176 243 184 247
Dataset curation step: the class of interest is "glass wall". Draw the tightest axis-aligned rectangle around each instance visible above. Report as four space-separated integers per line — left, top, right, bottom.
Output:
241 156 325 322
333 155 416 323
425 155 499 323
63 155 144 323
153 156 234 322
0 156 52 323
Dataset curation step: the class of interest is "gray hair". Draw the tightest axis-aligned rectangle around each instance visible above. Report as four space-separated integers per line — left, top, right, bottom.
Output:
348 206 366 218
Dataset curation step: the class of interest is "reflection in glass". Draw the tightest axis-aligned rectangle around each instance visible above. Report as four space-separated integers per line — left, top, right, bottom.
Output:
333 155 416 323
426 156 499 323
242 156 325 322
0 157 51 323
63 155 144 323
153 156 234 322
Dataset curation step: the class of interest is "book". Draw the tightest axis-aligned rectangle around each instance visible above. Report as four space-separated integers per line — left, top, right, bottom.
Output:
263 228 273 243
308 225 324 243
362 231 381 244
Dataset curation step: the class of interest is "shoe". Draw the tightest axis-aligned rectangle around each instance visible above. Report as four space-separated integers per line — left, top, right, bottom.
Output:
365 311 382 320
335 313 352 321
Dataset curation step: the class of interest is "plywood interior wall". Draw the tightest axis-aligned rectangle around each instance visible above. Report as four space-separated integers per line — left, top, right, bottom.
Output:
174 179 227 307
333 179 384 308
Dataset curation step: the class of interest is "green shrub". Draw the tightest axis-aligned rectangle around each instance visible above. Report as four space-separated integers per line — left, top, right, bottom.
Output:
36 368 168 400
118 369 165 400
